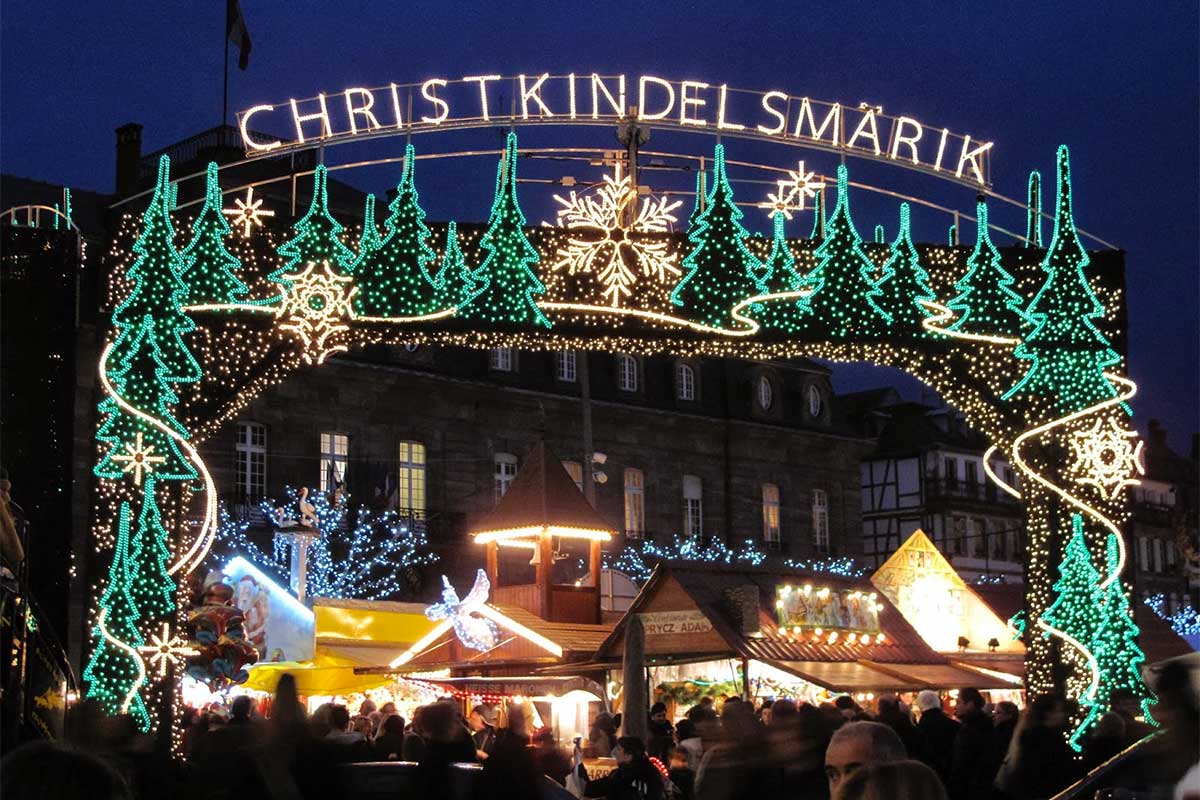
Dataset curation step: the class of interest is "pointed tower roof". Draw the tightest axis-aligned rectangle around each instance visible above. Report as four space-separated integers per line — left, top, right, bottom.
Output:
472 441 613 543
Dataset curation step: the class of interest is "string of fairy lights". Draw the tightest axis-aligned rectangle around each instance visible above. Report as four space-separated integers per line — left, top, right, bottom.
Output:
88 130 1147 752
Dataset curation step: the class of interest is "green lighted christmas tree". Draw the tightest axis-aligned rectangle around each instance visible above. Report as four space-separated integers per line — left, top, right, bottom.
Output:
755 213 808 332
948 200 1027 338
809 188 826 241
95 318 196 481
180 162 248 306
354 145 440 317
110 155 200 384
1088 533 1157 730
801 165 890 338
458 132 549 327
83 503 150 730
873 203 936 333
1026 170 1043 247
669 144 762 328
126 478 176 621
1004 146 1119 412
1042 515 1102 643
686 171 706 236
270 164 355 292
431 222 477 312
352 193 382 268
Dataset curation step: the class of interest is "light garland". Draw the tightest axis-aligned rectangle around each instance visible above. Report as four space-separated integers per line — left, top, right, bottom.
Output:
872 202 936 333
1144 594 1200 638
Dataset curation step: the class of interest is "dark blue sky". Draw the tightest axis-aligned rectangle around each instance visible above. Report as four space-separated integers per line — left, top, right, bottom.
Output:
3 1 1196 448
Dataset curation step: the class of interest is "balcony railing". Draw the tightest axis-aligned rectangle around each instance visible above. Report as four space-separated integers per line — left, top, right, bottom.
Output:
926 477 1022 505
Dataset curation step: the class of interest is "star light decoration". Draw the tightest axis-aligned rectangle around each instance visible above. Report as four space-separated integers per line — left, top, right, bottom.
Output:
758 161 825 220
137 622 199 678
1070 416 1144 501
110 432 166 486
425 569 500 652
223 186 275 237
548 166 684 307
275 260 358 365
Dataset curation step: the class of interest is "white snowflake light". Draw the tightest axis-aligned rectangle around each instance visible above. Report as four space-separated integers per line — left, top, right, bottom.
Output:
758 180 798 220
276 260 358 365
223 186 276 237
784 160 825 210
548 166 683 307
1070 416 1144 501
137 622 200 678
110 431 166 486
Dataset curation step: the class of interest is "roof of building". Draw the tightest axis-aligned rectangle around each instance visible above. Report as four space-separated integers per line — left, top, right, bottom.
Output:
870 402 989 458
471 440 613 536
1 174 112 237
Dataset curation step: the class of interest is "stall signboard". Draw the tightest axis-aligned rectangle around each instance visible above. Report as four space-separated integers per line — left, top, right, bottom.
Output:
640 610 713 636
774 584 881 633
225 557 315 663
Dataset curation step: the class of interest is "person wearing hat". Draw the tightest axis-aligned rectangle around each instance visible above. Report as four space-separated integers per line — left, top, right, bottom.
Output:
469 703 498 759
914 690 958 786
576 736 664 800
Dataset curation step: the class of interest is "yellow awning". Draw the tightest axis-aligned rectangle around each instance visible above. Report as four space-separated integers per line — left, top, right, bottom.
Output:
243 652 391 696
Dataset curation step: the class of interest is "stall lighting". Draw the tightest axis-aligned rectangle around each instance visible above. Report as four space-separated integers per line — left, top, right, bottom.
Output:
473 525 612 544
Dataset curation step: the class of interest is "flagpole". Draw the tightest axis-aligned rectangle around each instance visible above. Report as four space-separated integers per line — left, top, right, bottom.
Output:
222 3 230 128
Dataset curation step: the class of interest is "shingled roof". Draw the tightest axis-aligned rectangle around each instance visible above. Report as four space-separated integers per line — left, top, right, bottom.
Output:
472 440 613 537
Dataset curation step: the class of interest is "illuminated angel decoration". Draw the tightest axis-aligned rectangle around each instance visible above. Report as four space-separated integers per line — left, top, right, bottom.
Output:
425 569 500 652
548 166 683 307
1070 415 1144 501
275 260 358 365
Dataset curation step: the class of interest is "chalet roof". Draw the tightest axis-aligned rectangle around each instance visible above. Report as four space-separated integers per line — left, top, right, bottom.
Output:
472 440 613 536
597 562 947 666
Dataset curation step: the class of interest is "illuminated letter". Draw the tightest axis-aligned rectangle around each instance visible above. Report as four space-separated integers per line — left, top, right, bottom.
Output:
933 128 950 171
591 74 626 119
679 80 709 126
290 94 333 144
240 104 281 151
757 91 787 135
793 98 840 144
955 136 993 183
567 73 577 119
716 84 745 131
638 76 675 121
847 109 882 156
519 73 554 118
389 83 404 129
463 74 501 121
420 79 450 125
888 116 923 164
343 88 381 135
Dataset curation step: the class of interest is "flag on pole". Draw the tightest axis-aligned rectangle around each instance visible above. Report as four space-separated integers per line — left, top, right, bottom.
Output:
227 0 252 70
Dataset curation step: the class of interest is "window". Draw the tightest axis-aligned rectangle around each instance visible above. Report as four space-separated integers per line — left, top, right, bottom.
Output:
944 457 959 487
618 354 638 392
808 385 823 417
556 350 577 382
235 422 266 500
757 376 773 410
1153 539 1164 573
397 441 426 516
624 468 645 539
812 489 829 551
494 453 518 502
1137 537 1149 570
490 348 514 372
676 363 696 401
1004 467 1016 489
1166 541 1177 569
682 475 703 540
965 461 978 488
762 484 781 549
562 460 583 492
319 432 348 493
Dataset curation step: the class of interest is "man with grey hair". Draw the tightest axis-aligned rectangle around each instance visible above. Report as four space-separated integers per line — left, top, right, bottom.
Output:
824 720 907 793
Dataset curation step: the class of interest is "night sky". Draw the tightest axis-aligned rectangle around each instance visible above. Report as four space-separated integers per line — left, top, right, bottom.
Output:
3 1 1196 449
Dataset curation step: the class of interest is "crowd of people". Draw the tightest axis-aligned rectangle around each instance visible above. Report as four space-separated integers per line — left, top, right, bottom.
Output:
3 665 1198 800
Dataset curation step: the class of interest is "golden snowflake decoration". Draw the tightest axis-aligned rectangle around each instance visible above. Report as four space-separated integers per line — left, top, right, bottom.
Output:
276 261 358 365
1070 416 1144 501
547 166 683 307
137 622 200 678
758 161 825 220
223 186 275 237
111 431 166 486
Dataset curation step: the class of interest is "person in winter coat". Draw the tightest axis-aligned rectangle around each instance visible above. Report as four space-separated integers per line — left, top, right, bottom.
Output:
578 736 664 800
947 688 996 800
914 690 958 786
647 702 676 762
1009 695 1081 799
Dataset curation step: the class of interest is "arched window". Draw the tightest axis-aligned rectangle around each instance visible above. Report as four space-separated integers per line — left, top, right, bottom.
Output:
618 354 639 392
808 384 823 417
757 375 774 410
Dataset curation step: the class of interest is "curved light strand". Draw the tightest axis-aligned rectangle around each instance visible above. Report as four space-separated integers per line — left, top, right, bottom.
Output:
95 607 147 714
